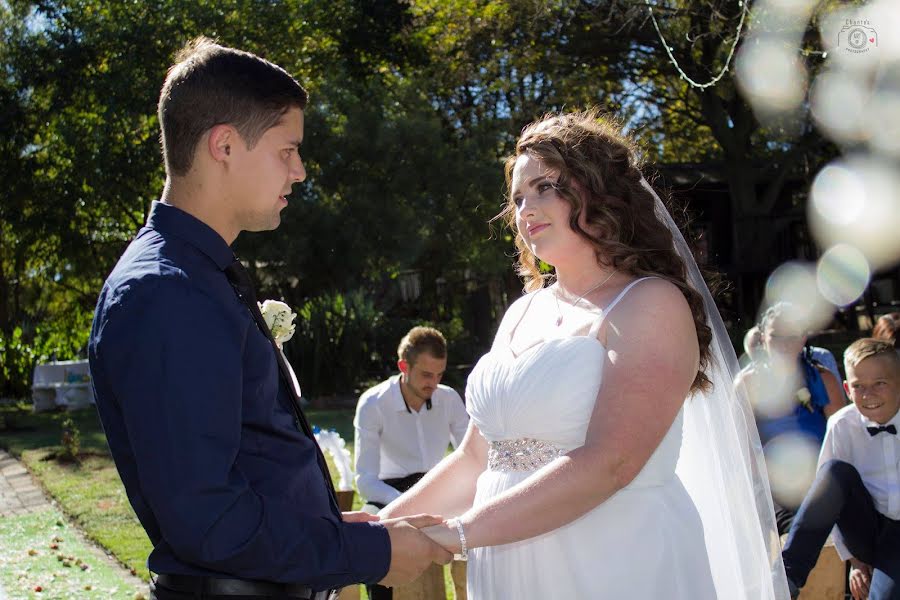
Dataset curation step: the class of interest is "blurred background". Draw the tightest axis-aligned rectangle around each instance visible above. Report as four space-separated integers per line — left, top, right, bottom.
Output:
1 0 897 401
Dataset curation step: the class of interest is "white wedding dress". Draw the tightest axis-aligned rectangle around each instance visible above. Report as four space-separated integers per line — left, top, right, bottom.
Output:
464 280 717 599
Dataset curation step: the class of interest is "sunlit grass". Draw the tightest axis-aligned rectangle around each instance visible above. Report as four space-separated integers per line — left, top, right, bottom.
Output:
0 402 463 599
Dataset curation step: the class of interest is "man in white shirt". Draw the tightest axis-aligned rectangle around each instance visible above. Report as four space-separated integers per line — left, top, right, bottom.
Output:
781 338 900 600
354 326 469 600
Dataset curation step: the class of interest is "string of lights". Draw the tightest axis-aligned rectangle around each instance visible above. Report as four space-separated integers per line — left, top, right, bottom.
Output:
645 0 750 90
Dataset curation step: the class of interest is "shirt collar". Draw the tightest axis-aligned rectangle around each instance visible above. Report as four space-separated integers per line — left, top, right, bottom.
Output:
145 201 235 270
390 376 408 413
390 375 432 413
856 406 900 430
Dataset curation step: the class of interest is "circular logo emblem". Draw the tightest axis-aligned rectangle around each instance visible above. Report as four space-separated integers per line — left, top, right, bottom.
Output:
848 27 869 50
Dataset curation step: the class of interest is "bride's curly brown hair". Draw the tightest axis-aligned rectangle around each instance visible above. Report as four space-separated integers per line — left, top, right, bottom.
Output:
500 109 712 393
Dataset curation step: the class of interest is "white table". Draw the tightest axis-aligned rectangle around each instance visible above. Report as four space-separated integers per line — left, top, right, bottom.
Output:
32 360 94 412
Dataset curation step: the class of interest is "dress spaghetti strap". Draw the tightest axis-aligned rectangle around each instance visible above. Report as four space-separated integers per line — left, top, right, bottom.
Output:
587 277 658 339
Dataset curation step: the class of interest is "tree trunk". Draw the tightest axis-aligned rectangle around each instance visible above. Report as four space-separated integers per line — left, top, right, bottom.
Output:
0 223 8 336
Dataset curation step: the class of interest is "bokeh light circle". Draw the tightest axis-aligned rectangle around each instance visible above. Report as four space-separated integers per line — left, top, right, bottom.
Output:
816 244 871 307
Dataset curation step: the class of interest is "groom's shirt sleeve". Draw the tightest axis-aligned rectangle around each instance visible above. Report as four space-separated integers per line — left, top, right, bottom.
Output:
93 273 390 588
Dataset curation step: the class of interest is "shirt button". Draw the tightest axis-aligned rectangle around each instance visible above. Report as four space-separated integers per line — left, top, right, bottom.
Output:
295 418 303 431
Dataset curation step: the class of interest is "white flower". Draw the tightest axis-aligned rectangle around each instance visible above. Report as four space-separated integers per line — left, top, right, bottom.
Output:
796 386 813 411
258 299 297 346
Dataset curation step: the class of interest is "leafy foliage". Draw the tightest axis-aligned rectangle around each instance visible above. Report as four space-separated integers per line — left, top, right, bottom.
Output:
2 0 836 397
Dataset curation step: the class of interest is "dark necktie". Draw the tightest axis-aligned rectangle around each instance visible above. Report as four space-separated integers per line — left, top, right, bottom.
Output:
224 258 339 510
866 424 897 436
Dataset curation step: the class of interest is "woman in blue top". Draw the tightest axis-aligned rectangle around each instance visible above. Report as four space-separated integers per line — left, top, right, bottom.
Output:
739 301 845 534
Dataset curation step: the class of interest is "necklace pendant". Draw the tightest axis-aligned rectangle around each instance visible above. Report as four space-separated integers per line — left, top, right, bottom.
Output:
555 315 563 326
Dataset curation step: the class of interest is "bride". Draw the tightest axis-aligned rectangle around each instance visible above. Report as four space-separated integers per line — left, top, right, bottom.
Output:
381 110 789 599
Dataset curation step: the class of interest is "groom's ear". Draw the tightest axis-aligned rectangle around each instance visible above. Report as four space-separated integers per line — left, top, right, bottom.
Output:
207 124 237 164
398 359 409 376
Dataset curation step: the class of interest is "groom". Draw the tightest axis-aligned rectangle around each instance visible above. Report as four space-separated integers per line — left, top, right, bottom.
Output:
88 38 450 600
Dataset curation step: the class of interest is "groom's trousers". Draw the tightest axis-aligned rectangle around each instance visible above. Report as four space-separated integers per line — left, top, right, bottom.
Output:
781 460 900 600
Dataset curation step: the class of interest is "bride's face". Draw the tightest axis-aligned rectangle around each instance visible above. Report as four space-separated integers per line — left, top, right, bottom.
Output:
511 154 588 265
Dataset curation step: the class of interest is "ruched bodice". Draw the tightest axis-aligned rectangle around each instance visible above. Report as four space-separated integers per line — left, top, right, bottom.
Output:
468 333 684 489
467 336 605 452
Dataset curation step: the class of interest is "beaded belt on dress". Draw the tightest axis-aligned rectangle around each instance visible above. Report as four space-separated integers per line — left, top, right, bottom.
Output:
488 438 562 472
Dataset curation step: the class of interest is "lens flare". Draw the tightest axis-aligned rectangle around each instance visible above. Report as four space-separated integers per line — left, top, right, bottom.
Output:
764 262 834 332
816 244 871 306
864 89 900 157
810 163 866 226
740 361 804 420
768 0 818 18
810 72 868 144
808 156 900 271
736 37 808 114
765 433 820 508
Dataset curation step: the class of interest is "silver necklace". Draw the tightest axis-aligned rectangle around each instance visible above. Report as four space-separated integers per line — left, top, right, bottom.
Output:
553 270 617 326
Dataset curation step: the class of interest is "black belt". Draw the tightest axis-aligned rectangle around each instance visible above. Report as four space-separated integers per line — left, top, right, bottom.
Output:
369 472 428 510
154 574 339 599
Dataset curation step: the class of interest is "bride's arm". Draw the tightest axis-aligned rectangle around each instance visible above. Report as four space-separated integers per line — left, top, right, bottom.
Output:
379 419 488 519
424 279 699 551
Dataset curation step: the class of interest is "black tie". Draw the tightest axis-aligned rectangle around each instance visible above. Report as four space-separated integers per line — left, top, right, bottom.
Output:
866 424 897 436
224 258 339 510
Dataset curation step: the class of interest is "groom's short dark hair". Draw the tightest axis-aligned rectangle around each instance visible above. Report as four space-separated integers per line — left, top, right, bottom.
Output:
158 37 308 176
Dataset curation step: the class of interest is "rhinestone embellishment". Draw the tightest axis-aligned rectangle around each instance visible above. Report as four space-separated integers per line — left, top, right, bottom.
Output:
488 438 562 472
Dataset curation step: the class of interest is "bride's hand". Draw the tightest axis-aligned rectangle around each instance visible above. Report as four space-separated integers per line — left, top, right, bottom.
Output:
420 521 462 555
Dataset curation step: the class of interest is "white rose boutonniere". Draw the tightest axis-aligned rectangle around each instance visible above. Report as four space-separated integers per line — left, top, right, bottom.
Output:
258 299 297 348
796 387 813 412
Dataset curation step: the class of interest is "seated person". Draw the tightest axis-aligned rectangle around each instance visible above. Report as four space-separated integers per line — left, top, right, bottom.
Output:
744 303 845 447
737 302 845 535
873 312 900 349
354 326 469 600
781 338 900 600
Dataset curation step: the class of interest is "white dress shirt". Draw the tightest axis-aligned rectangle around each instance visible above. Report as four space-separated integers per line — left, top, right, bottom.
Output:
818 404 900 560
353 375 469 506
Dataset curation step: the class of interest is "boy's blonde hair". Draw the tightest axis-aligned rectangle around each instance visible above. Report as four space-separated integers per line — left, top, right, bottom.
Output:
844 337 900 372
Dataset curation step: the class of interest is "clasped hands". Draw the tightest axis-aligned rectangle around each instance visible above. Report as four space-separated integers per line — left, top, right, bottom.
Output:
342 511 462 587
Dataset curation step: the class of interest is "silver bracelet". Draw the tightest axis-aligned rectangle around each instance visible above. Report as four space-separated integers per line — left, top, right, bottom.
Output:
448 518 468 561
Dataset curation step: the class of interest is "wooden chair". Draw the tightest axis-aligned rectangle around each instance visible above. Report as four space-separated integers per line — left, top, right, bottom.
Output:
781 534 846 600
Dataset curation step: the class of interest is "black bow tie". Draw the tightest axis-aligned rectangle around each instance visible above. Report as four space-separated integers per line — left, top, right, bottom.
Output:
867 424 897 436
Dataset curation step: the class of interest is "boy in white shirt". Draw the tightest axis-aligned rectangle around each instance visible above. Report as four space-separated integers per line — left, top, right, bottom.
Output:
782 338 900 600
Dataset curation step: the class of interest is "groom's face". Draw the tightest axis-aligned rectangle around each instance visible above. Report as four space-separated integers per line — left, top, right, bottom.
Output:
228 107 306 233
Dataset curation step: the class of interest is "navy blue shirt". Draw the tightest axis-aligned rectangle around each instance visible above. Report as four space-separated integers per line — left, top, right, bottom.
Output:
88 201 390 589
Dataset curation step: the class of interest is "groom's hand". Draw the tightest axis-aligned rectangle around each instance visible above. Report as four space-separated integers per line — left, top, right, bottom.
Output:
378 514 452 587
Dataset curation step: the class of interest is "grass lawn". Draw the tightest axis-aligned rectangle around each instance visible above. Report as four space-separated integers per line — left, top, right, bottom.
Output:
0 402 461 599
0 505 145 599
